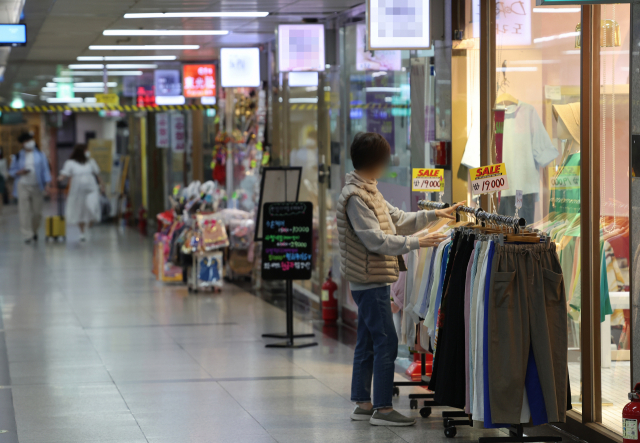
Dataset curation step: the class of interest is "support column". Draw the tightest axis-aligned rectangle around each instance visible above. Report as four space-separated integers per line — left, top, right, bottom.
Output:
192 110 204 182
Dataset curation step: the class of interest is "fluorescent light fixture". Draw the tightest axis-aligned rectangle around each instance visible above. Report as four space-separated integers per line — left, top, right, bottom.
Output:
46 97 83 104
46 82 56 88
124 12 269 18
85 97 98 103
155 95 186 105
532 7 580 13
69 64 157 70
289 72 319 87
104 29 228 36
74 82 118 87
201 96 216 105
106 64 158 69
496 67 538 72
78 55 177 61
365 87 401 93
42 87 106 93
89 45 199 50
289 97 318 104
61 71 143 76
511 60 559 65
533 32 579 44
53 77 73 82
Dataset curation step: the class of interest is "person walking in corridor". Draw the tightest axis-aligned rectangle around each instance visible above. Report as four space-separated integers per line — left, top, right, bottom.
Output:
58 144 101 242
337 132 460 426
9 132 51 243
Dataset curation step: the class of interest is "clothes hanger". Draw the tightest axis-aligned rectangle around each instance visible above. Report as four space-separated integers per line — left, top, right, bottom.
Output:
495 92 519 107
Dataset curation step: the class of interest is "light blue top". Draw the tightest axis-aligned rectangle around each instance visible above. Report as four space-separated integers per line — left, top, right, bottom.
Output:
9 149 52 197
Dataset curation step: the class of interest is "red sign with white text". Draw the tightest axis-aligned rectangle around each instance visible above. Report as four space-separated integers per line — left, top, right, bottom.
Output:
183 64 216 98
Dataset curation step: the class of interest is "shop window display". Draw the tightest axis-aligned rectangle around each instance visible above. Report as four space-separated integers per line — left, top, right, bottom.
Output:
461 0 630 434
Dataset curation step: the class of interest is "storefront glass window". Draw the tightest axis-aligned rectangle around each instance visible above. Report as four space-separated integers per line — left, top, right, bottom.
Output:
485 0 584 420
598 3 631 434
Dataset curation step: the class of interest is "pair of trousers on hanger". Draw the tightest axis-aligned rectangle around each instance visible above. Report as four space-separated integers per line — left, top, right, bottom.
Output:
488 243 568 424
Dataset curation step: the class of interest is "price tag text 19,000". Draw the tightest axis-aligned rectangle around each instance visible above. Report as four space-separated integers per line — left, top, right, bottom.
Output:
412 168 444 192
469 163 509 196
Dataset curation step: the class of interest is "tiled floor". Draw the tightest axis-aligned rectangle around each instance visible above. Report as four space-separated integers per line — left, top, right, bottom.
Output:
0 205 570 443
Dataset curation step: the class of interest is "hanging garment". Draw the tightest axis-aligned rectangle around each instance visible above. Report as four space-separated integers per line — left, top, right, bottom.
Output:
487 243 568 424
430 233 476 409
464 240 478 414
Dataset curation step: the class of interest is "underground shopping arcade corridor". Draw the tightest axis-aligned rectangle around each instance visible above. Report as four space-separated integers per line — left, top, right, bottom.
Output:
0 210 523 443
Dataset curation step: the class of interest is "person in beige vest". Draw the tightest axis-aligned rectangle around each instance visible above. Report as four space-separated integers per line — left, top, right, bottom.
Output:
340 132 460 426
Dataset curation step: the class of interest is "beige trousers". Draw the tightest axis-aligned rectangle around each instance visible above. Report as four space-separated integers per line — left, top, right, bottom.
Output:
488 243 568 424
17 182 44 240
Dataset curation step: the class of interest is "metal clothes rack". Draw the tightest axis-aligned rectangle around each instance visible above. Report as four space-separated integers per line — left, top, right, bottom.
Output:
448 207 562 442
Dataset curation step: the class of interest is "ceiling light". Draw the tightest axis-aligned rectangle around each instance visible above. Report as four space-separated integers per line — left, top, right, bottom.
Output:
53 77 73 82
533 7 580 13
89 45 199 50
42 87 108 93
69 64 104 69
46 97 83 104
78 55 177 61
106 64 158 69
533 32 579 44
61 71 143 76
46 82 56 87
74 82 118 87
104 30 228 36
124 12 269 18
84 97 98 103
156 95 186 105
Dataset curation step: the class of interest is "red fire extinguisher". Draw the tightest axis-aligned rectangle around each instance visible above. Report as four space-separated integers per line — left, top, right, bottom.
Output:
322 270 338 324
624 383 640 442
138 207 147 236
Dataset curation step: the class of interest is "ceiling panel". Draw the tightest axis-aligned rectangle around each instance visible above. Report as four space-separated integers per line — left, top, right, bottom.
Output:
0 0 366 101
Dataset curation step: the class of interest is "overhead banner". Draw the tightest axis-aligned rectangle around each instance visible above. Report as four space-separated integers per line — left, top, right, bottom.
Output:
367 0 431 49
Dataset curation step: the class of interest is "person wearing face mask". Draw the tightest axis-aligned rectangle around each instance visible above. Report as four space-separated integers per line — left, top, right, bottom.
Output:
58 144 101 242
9 132 52 243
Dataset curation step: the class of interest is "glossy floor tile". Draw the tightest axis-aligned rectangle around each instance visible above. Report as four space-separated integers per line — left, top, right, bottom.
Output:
0 206 570 442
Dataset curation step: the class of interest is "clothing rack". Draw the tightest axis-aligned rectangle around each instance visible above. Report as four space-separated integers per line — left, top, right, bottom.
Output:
417 200 450 210
478 424 561 443
454 204 527 230
392 353 433 418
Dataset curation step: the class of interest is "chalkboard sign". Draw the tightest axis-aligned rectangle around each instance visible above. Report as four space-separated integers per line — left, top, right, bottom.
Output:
262 201 313 281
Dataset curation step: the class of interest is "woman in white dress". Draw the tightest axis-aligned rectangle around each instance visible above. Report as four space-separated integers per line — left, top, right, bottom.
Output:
58 144 101 241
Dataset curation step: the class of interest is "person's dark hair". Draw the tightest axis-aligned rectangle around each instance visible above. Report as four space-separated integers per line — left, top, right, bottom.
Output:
18 132 34 144
69 144 88 164
350 132 391 171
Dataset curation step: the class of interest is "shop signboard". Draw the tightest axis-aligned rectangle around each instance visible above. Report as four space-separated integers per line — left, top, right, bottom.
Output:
261 201 313 281
469 163 509 195
183 64 216 98
367 0 431 50
171 114 185 152
412 168 444 192
220 48 261 88
123 76 137 98
536 0 627 4
154 69 182 97
156 113 170 148
278 24 325 72
95 93 119 106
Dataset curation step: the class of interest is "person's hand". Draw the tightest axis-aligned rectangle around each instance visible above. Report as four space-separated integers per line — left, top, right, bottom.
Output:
390 300 400 314
418 232 448 248
435 202 464 220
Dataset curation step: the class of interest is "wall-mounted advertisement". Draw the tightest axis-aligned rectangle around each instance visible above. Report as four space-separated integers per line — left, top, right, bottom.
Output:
356 23 401 71
288 71 319 87
278 24 325 72
154 69 182 96
220 48 261 88
183 64 216 98
367 0 431 49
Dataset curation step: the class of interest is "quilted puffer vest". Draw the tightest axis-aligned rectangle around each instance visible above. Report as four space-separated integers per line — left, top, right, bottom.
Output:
336 172 399 284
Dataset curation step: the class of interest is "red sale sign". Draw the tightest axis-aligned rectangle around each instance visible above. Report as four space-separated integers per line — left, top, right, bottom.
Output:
183 64 216 98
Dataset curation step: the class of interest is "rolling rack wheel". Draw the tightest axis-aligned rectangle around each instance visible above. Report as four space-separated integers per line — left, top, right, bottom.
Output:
444 426 457 438
410 399 418 409
420 406 431 418
393 387 400 397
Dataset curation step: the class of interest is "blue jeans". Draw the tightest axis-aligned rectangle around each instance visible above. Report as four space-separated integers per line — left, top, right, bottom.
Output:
350 285 398 410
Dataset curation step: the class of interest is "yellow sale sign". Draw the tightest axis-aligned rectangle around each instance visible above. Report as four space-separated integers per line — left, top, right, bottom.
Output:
412 168 444 192
469 163 509 195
